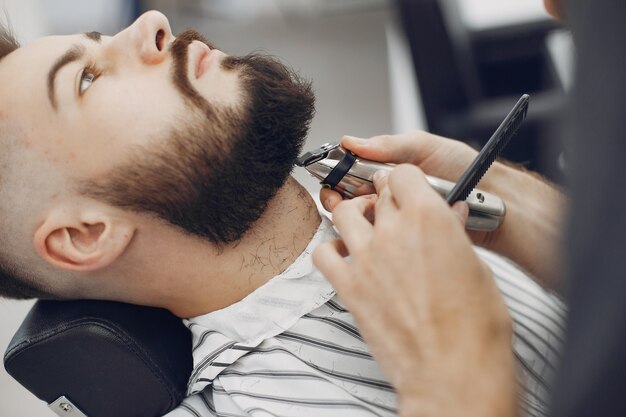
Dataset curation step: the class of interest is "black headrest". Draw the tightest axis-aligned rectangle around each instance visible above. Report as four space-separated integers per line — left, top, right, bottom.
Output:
3 299 193 417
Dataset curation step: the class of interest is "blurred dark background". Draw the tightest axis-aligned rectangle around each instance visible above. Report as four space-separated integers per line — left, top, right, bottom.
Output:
396 0 569 183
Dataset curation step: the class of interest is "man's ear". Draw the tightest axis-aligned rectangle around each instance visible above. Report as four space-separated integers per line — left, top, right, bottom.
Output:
33 206 136 272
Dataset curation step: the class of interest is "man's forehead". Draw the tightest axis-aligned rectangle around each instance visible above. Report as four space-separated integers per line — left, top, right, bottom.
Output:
0 35 82 111
15 34 84 60
0 34 73 81
0 36 74 147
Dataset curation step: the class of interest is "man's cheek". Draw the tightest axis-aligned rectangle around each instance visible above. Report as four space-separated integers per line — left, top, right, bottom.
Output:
92 89 183 147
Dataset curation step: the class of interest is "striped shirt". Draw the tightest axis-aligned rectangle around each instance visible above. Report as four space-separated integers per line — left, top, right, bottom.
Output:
165 215 566 417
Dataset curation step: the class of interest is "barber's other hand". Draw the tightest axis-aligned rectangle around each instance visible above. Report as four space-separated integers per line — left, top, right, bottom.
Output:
314 165 517 417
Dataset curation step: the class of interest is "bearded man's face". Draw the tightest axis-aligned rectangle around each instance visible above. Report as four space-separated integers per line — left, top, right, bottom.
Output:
0 11 315 243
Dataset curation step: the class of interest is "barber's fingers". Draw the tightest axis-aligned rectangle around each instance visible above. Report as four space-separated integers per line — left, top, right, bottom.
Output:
339 135 387 162
373 170 390 194
320 188 344 212
377 166 468 225
386 164 439 209
332 196 375 251
371 170 398 217
451 201 469 226
313 240 350 283
340 133 422 164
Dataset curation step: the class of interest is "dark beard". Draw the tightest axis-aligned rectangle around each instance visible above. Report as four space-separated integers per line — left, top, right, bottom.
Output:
80 30 315 244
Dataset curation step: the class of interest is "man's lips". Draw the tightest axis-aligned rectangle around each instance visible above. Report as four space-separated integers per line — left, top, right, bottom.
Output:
192 41 223 79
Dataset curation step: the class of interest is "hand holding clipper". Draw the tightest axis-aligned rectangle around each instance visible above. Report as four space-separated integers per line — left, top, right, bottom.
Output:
297 95 530 232
296 142 506 232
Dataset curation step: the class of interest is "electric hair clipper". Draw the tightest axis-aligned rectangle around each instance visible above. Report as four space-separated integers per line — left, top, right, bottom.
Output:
296 143 506 231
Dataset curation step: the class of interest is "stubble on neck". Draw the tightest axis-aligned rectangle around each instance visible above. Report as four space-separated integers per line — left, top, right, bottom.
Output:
236 177 321 283
165 176 321 318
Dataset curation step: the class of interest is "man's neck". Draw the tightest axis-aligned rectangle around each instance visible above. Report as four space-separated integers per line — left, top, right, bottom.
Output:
120 177 321 317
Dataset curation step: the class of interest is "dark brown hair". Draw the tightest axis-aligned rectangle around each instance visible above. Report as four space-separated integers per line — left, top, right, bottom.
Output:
0 23 56 299
0 23 18 59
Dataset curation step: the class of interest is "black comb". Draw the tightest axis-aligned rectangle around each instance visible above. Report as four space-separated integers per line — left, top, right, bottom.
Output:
446 94 530 205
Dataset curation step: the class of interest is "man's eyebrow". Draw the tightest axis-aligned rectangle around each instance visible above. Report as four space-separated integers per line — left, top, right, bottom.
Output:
47 45 85 110
83 31 102 43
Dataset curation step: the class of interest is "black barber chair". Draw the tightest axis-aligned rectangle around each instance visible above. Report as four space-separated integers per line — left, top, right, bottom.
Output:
3 300 192 417
395 0 566 181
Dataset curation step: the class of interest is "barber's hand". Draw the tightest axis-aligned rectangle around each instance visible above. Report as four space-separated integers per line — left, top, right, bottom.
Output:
320 131 500 248
314 165 517 417
320 131 566 289
320 131 478 211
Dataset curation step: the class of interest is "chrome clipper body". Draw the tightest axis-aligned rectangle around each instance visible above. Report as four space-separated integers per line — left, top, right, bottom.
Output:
296 143 506 232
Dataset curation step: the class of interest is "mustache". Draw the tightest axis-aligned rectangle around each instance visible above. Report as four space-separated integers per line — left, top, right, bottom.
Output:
171 29 217 53
169 30 218 111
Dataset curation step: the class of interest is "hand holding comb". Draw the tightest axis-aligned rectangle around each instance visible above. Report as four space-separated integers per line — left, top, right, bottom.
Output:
446 94 530 205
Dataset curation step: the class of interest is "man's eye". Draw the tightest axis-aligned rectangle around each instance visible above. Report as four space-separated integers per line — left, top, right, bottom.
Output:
79 66 100 96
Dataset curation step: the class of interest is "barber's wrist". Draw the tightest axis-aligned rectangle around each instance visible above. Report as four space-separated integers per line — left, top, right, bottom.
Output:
479 162 566 288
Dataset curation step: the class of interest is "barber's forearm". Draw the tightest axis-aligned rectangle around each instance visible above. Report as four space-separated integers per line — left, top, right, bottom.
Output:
481 162 566 289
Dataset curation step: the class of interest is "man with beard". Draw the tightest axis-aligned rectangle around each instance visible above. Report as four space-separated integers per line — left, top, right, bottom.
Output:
0 11 565 417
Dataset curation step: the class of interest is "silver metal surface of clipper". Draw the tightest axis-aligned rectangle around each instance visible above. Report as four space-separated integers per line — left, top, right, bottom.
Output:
296 143 506 232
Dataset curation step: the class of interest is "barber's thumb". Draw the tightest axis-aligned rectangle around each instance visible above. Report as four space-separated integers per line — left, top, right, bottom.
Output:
372 170 389 194
341 135 369 150
451 201 469 225
320 188 343 212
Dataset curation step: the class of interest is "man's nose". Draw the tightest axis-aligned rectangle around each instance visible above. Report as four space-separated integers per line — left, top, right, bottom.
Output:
117 10 173 65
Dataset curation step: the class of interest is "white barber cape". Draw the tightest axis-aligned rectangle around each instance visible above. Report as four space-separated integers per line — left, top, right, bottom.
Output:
166 215 566 417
